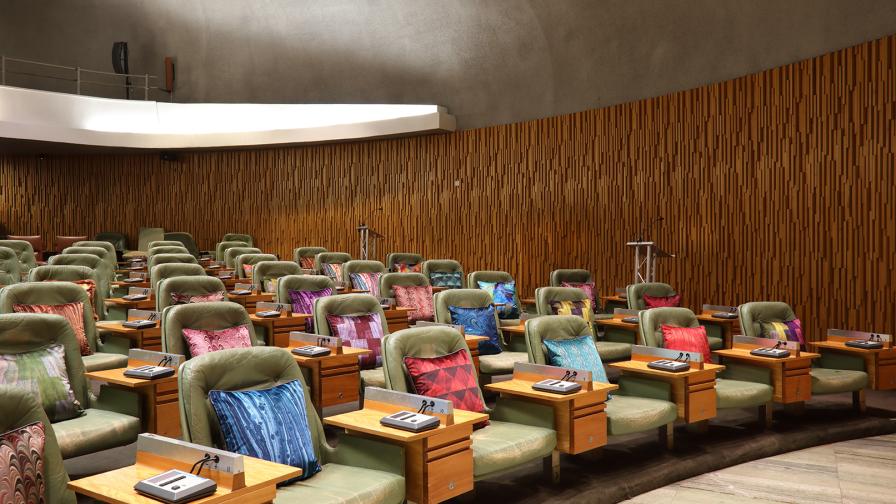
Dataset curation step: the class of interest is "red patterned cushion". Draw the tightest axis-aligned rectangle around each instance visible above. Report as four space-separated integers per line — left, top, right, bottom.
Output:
403 349 488 423
326 313 384 369
182 324 252 357
13 302 91 356
392 285 434 322
661 325 711 362
643 294 681 308
561 281 598 313
299 257 315 269
0 421 46 503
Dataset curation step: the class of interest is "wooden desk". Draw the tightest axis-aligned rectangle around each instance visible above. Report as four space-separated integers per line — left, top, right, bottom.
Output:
288 345 371 417
69 450 300 504
600 294 628 313
809 340 896 391
595 315 641 345
383 307 413 332
227 291 275 312
96 320 162 351
105 297 156 321
325 406 486 504
714 347 820 404
84 359 180 438
500 322 525 337
112 280 151 290
486 379 617 454
248 313 310 347
610 359 724 423
696 311 740 349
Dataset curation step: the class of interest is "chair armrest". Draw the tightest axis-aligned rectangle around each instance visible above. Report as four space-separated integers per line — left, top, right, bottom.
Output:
490 397 554 430
615 375 672 402
90 385 141 418
324 433 405 476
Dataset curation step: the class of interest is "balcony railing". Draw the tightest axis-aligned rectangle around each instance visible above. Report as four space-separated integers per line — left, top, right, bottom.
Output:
0 55 164 100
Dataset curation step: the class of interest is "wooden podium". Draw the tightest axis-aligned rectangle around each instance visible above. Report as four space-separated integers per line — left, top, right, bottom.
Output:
626 241 674 283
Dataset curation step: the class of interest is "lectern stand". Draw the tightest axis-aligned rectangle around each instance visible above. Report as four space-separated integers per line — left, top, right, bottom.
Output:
626 241 674 283
356 224 384 260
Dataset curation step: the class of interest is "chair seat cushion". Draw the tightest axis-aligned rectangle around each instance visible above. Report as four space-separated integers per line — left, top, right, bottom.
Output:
708 336 724 351
715 378 773 409
595 341 631 361
469 420 556 478
360 368 386 389
478 351 528 375
811 368 868 394
275 463 405 504
604 395 677 436
53 408 140 459
82 352 129 372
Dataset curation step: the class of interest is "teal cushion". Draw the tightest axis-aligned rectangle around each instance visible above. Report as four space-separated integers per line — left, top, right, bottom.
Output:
542 335 608 384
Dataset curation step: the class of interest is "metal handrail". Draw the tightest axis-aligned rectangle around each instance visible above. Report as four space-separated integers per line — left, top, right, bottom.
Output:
1 55 163 100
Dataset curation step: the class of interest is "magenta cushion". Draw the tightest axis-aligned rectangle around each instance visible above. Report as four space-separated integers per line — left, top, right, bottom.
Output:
182 324 252 357
325 313 384 369
643 294 681 308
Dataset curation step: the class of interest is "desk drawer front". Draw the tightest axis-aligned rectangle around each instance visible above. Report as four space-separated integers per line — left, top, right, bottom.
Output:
570 412 606 454
426 449 473 503
321 372 360 407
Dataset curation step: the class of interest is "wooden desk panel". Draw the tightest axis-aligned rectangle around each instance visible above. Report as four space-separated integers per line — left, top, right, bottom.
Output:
383 307 413 333
226 292 275 312
288 345 371 416
595 315 641 345
696 311 741 349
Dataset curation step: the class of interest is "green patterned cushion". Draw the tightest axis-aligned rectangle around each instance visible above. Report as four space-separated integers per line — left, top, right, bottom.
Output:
0 344 82 422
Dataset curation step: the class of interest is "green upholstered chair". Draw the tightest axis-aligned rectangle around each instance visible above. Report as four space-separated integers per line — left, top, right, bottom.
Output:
626 282 677 310
47 253 113 302
379 272 429 298
123 227 164 258
277 275 335 312
0 282 128 371
147 253 199 270
342 260 387 294
178 346 405 503
385 253 424 272
467 270 522 327
148 240 184 249
161 301 263 359
215 241 249 262
525 315 678 446
0 313 140 459
639 308 774 425
0 239 38 271
314 252 352 277
148 245 190 257
293 246 328 269
156 276 227 313
234 253 278 279
252 261 301 299
28 265 108 321
164 232 200 257
382 325 558 481
549 269 592 286
313 294 388 389
94 231 128 252
149 263 207 292
62 246 116 275
0 245 23 285
0 385 77 503
535 287 629 361
422 259 465 288
739 302 868 409
222 233 253 247
73 240 117 260
434 289 528 384
223 247 262 269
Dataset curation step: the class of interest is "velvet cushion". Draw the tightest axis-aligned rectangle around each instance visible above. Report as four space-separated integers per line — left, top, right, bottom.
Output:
761 319 805 344
350 272 382 297
542 335 609 384
643 294 681 308
13 302 91 356
561 281 598 313
171 291 226 305
394 262 422 273
298 257 315 269
477 281 520 319
0 421 46 503
326 313 384 369
430 271 462 289
321 263 343 280
182 325 252 357
448 305 502 355
0 344 82 422
661 325 711 362
404 349 488 422
392 285 434 322
548 299 594 323
209 380 320 483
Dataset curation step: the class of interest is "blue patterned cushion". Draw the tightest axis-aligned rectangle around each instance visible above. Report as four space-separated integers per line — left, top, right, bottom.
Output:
209 380 320 482
448 305 502 355
542 335 609 384
477 281 520 319
430 271 462 289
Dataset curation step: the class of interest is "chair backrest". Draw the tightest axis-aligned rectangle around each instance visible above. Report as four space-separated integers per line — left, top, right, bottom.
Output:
164 232 200 257
0 246 22 284
177 347 324 459
7 235 44 261
626 282 677 310
148 240 184 249
222 233 253 247
525 315 594 366
224 247 262 269
422 259 465 288
738 301 797 339
150 263 207 292
277 275 335 309
638 307 700 348
161 301 260 359
215 241 249 262
379 272 429 298
62 246 116 273
386 253 424 271
382 326 477 394
252 261 301 295
148 245 190 257
0 282 99 351
148 253 199 270
549 269 592 287
137 227 165 252
0 239 38 269
234 253 278 279
535 286 589 316
313 293 388 336
0 313 89 408
94 232 128 251
293 247 327 268
0 385 75 503
73 241 117 259
313 252 351 274
55 236 88 252
157 276 227 312
46 253 112 298
342 260 387 283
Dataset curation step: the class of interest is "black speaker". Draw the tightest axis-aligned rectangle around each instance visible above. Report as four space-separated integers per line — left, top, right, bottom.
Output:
112 42 129 74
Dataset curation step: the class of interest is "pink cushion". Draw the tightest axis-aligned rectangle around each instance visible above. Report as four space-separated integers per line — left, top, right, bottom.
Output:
643 294 681 308
242 264 254 277
171 291 226 305
561 281 598 313
325 313 384 369
13 302 91 356
392 285 434 322
661 325 711 362
182 324 252 357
